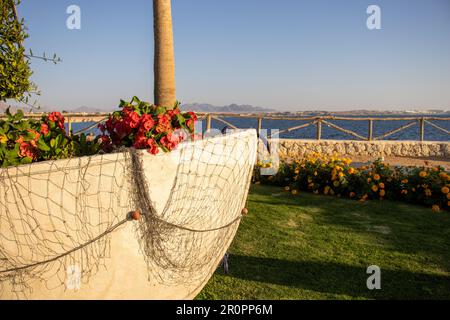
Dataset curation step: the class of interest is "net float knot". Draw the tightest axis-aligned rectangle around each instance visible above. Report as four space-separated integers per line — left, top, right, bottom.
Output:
128 210 141 221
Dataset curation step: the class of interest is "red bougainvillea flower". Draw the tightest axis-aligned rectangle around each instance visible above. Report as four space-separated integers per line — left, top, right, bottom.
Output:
98 123 106 133
114 120 132 140
28 129 41 141
186 118 195 131
122 106 133 113
123 110 140 129
185 112 198 131
147 138 159 155
133 133 148 149
187 111 198 121
18 142 37 160
40 123 49 135
167 109 180 119
105 116 115 132
160 132 182 151
15 130 39 147
48 111 62 122
155 114 172 134
15 135 24 144
99 135 110 144
47 112 65 130
140 114 155 132
57 120 65 131
98 135 112 152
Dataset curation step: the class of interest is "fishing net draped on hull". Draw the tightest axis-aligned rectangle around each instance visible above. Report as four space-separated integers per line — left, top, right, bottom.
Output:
0 130 257 298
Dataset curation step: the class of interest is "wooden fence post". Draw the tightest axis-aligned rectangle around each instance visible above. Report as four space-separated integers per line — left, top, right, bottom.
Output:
316 119 322 141
68 117 72 136
368 119 373 141
419 118 425 142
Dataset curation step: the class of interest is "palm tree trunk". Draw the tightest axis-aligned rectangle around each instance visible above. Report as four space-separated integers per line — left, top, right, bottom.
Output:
153 0 176 109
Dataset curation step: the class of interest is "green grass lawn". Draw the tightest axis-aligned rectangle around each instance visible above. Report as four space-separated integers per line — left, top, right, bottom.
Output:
197 185 450 300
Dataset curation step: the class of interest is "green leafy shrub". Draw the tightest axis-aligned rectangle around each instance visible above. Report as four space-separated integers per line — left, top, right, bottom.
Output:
0 108 99 167
0 0 35 103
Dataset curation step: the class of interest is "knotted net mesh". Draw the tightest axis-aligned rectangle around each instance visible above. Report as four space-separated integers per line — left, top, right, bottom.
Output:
0 130 257 299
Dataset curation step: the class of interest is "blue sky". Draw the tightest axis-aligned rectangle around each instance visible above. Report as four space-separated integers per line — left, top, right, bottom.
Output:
17 0 450 111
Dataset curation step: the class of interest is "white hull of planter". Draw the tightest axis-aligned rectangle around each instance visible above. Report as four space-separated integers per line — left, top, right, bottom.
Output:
0 130 257 300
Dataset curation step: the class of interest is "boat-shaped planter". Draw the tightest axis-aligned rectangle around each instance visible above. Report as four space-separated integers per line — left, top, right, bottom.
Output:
0 129 257 299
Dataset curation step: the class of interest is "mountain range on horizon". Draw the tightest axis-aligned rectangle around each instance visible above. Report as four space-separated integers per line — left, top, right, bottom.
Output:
180 103 276 113
0 102 276 114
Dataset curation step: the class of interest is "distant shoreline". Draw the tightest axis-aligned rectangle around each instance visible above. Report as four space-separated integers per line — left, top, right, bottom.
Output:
1 101 449 116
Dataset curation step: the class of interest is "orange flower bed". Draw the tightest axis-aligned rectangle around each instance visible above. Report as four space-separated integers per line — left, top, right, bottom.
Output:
256 153 450 212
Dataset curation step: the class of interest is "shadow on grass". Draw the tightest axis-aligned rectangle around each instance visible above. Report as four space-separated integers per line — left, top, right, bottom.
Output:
249 185 450 265
226 254 450 299
199 186 450 299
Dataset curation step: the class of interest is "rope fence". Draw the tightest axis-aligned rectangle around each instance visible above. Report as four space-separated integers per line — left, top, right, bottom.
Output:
202 114 450 141
2 113 449 141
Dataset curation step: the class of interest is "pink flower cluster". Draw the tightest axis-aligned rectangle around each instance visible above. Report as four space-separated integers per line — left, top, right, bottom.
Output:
16 112 66 161
16 129 40 160
98 105 197 155
47 112 65 131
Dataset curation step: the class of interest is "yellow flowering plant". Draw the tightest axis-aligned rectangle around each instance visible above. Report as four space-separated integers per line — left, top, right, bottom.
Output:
256 155 449 212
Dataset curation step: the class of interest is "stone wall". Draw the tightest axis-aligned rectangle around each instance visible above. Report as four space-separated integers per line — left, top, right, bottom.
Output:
274 139 450 161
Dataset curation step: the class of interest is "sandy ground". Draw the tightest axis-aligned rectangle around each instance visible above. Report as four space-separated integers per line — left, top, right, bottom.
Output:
349 155 450 170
